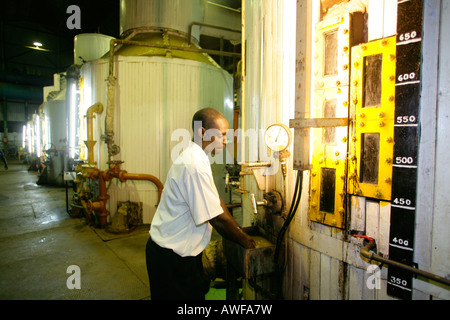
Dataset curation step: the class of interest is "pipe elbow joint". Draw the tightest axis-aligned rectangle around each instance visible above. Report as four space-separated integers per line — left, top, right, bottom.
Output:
86 103 104 118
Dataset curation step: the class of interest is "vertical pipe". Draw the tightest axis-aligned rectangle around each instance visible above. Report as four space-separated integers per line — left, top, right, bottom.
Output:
241 0 246 163
1 96 7 144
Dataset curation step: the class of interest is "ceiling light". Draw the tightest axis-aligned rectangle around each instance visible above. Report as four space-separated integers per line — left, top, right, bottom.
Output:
26 42 50 52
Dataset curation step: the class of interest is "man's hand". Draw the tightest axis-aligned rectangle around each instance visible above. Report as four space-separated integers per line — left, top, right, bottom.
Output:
241 232 256 249
209 198 256 250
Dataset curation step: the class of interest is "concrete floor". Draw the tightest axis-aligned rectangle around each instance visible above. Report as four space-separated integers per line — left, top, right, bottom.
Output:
0 160 151 300
0 160 226 300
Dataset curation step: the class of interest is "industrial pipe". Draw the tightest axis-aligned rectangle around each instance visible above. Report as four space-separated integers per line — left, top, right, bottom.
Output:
87 168 110 226
107 167 163 204
187 22 241 45
84 102 103 164
87 164 164 227
360 240 450 287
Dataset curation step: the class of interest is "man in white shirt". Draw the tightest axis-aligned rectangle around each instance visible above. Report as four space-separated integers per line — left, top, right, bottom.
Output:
146 107 255 300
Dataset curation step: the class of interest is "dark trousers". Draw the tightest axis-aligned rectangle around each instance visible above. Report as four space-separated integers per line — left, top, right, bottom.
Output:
145 237 208 300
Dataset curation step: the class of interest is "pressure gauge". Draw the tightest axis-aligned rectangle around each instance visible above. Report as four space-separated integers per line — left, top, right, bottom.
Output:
264 123 292 151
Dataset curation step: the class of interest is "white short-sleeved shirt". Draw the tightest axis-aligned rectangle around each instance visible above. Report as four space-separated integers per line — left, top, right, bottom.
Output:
149 141 223 257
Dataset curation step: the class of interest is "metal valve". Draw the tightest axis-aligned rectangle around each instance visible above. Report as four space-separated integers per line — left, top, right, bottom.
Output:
225 172 240 192
250 194 268 215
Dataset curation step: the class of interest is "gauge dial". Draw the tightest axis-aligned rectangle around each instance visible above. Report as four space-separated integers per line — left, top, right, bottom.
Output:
265 123 292 151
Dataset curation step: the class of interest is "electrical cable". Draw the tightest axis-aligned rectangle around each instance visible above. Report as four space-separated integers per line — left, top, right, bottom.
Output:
273 170 303 299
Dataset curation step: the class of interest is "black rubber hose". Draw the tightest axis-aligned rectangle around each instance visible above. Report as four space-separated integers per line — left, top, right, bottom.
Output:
274 170 303 299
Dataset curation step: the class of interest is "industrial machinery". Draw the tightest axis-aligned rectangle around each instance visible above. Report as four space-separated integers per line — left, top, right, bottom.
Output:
64 0 240 231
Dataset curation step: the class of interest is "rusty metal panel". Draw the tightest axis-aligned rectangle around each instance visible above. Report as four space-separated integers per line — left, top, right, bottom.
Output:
314 12 366 90
307 12 366 228
314 14 351 89
348 36 396 200
310 87 349 228
223 226 276 279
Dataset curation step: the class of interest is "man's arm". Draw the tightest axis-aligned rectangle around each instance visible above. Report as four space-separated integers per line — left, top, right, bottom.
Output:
209 198 256 249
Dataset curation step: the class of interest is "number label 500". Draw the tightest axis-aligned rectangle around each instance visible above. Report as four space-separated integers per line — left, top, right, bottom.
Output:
396 157 414 165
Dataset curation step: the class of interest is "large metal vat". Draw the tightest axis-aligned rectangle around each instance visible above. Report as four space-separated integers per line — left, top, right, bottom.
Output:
78 0 234 223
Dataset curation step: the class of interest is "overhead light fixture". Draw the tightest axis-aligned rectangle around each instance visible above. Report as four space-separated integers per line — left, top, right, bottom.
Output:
26 41 50 52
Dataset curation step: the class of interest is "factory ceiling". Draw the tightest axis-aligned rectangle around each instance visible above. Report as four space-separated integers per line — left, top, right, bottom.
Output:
0 0 241 103
0 0 119 90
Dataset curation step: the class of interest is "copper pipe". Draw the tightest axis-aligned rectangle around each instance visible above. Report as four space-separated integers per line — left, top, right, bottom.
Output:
86 165 164 227
119 172 163 203
87 169 110 226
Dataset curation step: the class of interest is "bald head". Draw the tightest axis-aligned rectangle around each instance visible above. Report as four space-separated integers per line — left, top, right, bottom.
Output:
192 107 226 133
192 107 229 155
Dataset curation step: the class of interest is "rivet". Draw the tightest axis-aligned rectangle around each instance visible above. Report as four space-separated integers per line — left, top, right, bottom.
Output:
343 101 349 107
389 75 395 81
378 112 385 118
351 136 357 142
335 159 339 165
353 62 360 68
358 112 365 118
342 137 347 143
352 99 358 105
358 122 365 127
376 191 382 198
385 157 392 164
351 155 357 161
343 46 349 52
385 177 392 183
339 208 345 214
388 96 395 102
311 202 317 208
343 28 349 34
336 81 341 87
380 40 388 47
389 54 396 61
385 137 393 143
362 45 367 51
353 80 358 86
312 171 317 177
311 188 317 193
340 174 346 180
378 121 385 127
343 64 349 70
318 158 323 164
335 151 340 157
